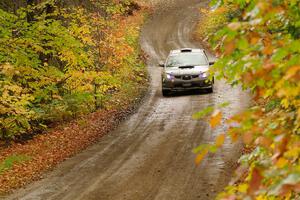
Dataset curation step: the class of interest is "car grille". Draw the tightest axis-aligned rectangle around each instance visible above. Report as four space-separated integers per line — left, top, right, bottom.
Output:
175 75 198 80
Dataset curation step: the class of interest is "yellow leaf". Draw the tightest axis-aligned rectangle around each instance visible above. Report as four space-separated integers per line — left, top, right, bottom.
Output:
281 99 289 108
284 193 292 200
256 195 268 200
210 110 222 128
276 157 288 168
216 134 226 147
199 8 208 14
285 147 300 159
195 149 208 165
238 184 248 193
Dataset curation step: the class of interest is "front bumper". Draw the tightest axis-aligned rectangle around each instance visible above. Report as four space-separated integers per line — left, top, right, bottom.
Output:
162 78 213 91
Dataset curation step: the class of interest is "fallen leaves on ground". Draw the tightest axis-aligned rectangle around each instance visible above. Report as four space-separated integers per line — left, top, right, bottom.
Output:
0 99 142 195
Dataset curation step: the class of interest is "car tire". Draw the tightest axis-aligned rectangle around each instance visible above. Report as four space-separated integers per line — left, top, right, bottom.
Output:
162 89 170 96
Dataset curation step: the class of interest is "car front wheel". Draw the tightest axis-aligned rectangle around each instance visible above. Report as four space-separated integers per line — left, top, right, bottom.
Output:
162 89 170 96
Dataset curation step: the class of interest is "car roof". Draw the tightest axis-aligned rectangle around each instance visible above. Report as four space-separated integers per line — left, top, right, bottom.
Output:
169 48 205 55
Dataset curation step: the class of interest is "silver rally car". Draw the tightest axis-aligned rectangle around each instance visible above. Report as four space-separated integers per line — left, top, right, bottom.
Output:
160 48 214 96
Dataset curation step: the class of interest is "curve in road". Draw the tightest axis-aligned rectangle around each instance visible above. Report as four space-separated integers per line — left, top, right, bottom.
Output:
7 0 249 199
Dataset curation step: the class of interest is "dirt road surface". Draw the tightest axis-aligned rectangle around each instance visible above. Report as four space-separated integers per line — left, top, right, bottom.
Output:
7 0 249 199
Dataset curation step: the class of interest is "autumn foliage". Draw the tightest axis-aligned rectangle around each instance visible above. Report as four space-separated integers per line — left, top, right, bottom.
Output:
0 0 147 143
194 0 300 199
0 0 148 194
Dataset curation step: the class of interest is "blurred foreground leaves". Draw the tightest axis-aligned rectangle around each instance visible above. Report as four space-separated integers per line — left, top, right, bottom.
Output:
194 0 300 199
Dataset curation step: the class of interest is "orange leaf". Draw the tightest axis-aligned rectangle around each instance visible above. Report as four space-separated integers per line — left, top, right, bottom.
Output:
195 149 208 165
242 72 254 84
223 195 237 200
210 110 222 128
250 36 260 45
256 136 272 149
243 132 253 145
248 168 263 195
216 134 226 147
224 41 235 55
229 131 239 143
263 44 274 55
284 65 300 80
293 183 300 192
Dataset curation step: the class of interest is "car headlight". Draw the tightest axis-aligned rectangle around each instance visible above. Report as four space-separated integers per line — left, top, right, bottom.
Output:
199 72 208 78
166 74 174 80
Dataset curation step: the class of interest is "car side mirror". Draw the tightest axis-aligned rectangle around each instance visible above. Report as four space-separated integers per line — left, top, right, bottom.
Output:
209 61 215 66
159 61 165 67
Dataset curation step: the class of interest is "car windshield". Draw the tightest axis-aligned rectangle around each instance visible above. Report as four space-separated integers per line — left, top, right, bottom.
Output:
166 53 208 67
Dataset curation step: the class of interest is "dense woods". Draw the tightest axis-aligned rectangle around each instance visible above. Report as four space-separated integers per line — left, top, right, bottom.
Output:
195 0 300 199
0 0 147 143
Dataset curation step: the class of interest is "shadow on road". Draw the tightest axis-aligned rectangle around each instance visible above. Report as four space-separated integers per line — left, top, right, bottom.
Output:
163 89 212 97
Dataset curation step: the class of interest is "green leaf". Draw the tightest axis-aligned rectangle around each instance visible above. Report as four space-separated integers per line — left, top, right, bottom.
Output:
192 106 214 119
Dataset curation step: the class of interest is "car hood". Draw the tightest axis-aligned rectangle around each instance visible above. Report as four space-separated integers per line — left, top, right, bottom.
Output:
164 65 209 75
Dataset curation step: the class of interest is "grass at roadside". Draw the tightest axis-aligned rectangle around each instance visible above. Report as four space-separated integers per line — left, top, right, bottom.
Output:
0 155 31 174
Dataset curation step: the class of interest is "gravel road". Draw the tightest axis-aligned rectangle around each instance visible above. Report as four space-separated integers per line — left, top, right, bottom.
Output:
7 0 249 199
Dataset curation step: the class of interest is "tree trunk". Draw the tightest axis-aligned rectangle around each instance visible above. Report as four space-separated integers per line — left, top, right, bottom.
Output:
26 0 35 22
